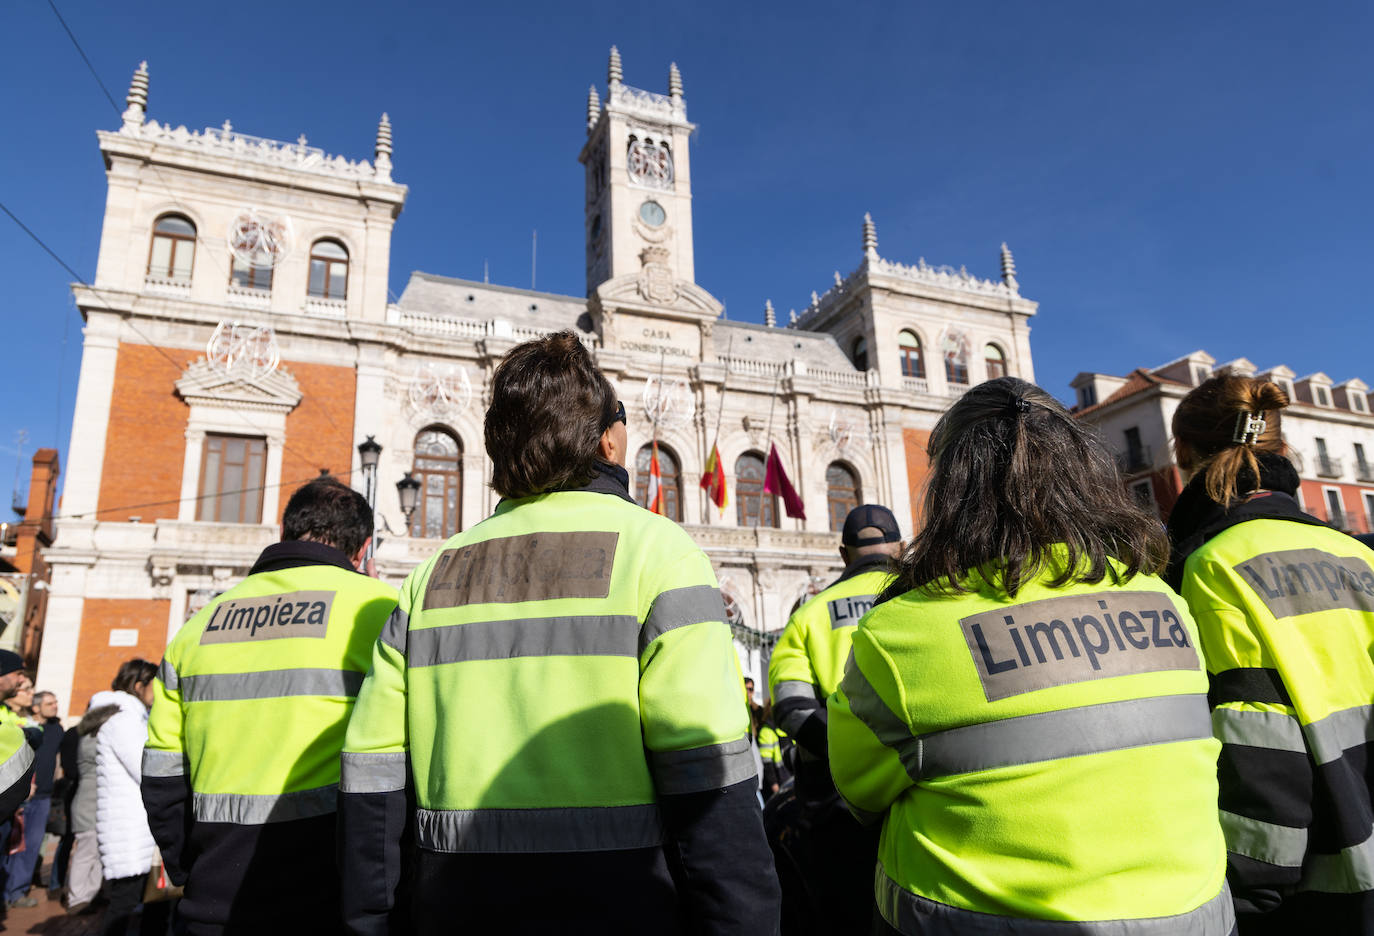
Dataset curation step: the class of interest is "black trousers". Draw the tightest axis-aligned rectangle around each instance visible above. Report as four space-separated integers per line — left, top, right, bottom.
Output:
100 874 171 936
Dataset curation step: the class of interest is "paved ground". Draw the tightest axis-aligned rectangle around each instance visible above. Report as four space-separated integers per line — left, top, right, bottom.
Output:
0 891 100 935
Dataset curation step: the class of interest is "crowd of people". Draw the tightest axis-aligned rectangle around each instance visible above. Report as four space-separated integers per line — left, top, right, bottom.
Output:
0 332 1368 935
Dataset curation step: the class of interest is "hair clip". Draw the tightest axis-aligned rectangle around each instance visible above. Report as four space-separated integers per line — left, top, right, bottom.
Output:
1233 411 1267 445
1006 397 1032 417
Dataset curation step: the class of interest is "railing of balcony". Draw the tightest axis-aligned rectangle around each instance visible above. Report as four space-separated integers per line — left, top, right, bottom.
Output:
1356 461 1374 483
1116 445 1153 474
1316 454 1344 478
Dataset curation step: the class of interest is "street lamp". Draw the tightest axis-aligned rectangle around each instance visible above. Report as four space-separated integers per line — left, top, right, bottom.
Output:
357 436 382 565
397 472 421 534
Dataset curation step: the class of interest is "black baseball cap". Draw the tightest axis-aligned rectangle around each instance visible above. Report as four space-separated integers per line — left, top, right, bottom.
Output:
842 504 902 547
0 651 24 677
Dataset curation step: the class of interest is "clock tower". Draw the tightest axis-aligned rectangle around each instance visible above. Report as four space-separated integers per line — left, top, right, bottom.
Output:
580 48 697 298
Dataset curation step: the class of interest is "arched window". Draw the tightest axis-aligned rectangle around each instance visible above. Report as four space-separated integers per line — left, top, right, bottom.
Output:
308 240 349 299
898 330 924 379
851 336 869 372
635 443 682 521
735 452 777 528
984 344 1007 380
826 462 861 532
410 427 461 539
148 214 196 280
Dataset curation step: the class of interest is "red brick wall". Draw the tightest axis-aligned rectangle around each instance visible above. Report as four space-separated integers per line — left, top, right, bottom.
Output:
279 362 356 521
1301 479 1372 533
902 428 932 532
71 599 170 710
98 344 197 522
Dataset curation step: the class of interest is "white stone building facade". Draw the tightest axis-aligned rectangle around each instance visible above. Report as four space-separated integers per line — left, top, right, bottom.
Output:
38 52 1039 715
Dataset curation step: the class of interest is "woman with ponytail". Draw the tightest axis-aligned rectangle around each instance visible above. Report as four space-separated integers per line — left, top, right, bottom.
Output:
828 377 1234 935
1168 374 1374 934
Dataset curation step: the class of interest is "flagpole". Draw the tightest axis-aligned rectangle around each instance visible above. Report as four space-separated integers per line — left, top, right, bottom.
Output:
709 333 733 454
652 349 666 447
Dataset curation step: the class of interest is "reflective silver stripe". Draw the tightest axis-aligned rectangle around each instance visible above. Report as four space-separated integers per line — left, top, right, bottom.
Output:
1221 809 1308 868
917 695 1214 780
0 743 33 792
773 680 819 703
340 752 408 794
142 748 188 778
1304 704 1374 766
157 658 179 692
648 737 756 795
179 668 364 702
193 784 337 825
839 650 915 752
408 615 640 667
1211 707 1306 753
380 606 408 654
639 585 727 651
777 708 813 738
877 867 1235 935
415 804 665 853
1303 832 1374 893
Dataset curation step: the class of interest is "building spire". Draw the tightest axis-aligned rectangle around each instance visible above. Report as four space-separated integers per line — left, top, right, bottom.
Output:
122 60 149 131
1000 242 1019 292
586 85 601 133
608 46 623 85
862 212 878 257
789 308 798 325
764 300 776 328
374 113 393 182
668 62 682 99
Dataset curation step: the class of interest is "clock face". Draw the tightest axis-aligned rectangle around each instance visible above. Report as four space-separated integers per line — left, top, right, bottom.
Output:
639 201 666 227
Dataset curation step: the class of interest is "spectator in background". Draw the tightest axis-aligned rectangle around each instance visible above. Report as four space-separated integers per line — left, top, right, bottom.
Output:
52 708 82 901
4 690 62 909
95 660 164 936
4 676 33 727
66 696 114 915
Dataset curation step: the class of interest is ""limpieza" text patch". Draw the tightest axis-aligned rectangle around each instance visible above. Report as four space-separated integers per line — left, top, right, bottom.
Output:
959 589 1200 702
199 590 335 644
1233 548 1374 619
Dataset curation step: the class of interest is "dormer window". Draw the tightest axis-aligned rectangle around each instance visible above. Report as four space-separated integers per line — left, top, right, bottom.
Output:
148 214 196 281
1353 393 1368 413
1278 380 1293 401
1077 384 1097 409
1316 386 1330 407
1192 365 1212 385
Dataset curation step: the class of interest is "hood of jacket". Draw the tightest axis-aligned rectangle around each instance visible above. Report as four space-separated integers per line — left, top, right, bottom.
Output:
78 690 122 736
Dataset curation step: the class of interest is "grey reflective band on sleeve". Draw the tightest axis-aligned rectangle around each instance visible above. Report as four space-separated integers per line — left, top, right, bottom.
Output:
0 743 33 792
141 748 188 778
407 615 640 667
157 658 179 692
1220 809 1308 869
415 803 665 854
876 868 1235 935
1302 831 1374 893
193 784 338 825
648 736 756 795
773 680 820 703
178 668 365 703
777 709 812 738
380 606 408 654
340 751 408 794
1303 704 1374 766
839 650 915 751
1211 707 1306 753
639 584 727 652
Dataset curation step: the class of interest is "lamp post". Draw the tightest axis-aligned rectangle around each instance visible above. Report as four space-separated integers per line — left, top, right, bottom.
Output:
357 436 382 566
396 472 421 536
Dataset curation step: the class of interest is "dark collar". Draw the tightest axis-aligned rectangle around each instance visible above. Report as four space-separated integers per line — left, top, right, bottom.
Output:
1164 451 1327 591
249 540 358 576
570 461 635 504
834 551 896 586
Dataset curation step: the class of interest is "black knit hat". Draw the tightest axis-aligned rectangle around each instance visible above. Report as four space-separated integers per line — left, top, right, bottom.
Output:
0 651 24 677
841 504 902 547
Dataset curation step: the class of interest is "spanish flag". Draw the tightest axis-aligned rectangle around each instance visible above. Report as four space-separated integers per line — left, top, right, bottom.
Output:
701 443 728 512
647 440 666 515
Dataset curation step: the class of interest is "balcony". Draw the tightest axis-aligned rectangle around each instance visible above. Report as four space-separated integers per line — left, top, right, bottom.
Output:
901 376 929 394
1316 454 1344 479
143 274 191 298
1356 461 1374 483
1116 445 1153 475
226 283 271 310
1328 507 1348 530
303 296 347 318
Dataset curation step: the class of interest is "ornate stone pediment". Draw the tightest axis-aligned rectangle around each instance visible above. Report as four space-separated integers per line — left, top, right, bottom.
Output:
175 359 302 413
594 273 723 320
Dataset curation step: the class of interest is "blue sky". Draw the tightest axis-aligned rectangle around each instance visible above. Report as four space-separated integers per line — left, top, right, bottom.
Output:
0 1 1368 503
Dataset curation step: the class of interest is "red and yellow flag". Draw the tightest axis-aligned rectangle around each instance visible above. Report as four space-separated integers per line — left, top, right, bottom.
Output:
701 443 728 512
647 440 666 515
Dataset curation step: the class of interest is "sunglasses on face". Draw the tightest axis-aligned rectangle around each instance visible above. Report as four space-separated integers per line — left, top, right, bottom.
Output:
607 400 626 429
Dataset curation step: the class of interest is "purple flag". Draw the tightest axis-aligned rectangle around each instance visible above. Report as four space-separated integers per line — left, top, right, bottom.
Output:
763 443 806 520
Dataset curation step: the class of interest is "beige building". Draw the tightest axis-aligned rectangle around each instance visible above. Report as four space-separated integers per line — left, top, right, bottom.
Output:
39 51 1040 715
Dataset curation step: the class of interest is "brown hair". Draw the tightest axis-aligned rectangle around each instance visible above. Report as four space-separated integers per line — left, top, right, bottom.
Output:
1171 374 1289 507
111 659 157 695
485 331 617 499
887 377 1167 599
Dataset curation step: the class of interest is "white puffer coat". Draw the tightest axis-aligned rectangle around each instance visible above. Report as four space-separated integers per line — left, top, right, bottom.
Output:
95 690 157 880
